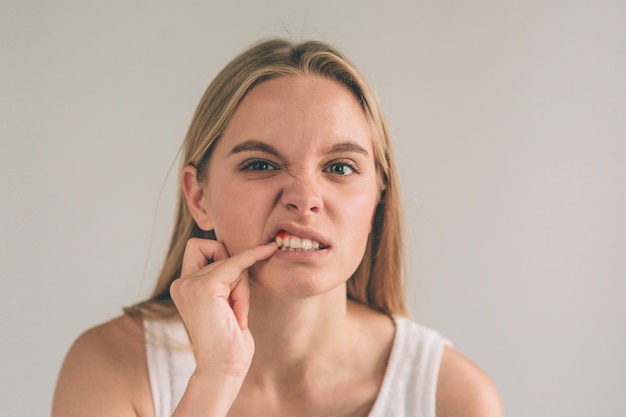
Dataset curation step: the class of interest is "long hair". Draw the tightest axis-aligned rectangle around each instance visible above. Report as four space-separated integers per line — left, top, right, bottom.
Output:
126 38 406 318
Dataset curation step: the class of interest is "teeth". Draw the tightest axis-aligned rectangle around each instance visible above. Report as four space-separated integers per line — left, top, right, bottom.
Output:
275 233 322 251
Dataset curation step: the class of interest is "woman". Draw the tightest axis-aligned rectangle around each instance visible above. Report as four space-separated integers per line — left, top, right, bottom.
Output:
53 38 503 417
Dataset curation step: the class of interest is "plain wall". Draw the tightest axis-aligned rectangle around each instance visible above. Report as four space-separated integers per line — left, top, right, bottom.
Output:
1 1 625 416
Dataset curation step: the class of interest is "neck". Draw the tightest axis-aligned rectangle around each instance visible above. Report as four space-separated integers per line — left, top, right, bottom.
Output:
246 284 354 385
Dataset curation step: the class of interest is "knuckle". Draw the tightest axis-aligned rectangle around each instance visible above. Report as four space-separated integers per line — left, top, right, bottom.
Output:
169 278 181 294
185 238 201 251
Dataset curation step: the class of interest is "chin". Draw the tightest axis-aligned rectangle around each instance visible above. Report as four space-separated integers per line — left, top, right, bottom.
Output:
248 263 347 300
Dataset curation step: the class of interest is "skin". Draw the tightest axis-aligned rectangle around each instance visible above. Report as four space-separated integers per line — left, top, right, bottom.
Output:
192 74 382 301
52 75 503 417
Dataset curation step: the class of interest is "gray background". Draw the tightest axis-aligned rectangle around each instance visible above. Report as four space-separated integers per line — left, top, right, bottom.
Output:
2 1 625 416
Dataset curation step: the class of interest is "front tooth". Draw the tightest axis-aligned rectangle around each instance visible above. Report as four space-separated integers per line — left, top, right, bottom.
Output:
290 236 302 249
275 233 322 250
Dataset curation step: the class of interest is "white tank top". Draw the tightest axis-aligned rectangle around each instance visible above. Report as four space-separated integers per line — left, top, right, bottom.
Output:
144 316 449 417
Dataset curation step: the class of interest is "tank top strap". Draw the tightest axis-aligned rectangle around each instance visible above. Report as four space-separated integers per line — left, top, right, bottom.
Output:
144 317 195 417
368 316 451 417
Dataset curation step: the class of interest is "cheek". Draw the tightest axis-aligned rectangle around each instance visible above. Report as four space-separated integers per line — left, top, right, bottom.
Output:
208 181 272 247
338 187 380 240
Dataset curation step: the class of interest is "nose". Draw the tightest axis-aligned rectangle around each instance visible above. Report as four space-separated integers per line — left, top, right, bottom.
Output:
279 172 323 215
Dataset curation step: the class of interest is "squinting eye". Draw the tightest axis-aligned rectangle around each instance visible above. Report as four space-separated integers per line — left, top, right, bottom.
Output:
243 160 276 171
326 163 355 176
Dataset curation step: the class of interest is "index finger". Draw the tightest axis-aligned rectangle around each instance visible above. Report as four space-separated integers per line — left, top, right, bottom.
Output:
214 242 278 288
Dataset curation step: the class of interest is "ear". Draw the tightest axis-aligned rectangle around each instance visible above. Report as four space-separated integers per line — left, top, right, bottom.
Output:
181 165 214 231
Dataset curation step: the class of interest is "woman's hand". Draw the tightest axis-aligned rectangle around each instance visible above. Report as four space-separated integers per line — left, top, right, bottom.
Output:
170 238 277 380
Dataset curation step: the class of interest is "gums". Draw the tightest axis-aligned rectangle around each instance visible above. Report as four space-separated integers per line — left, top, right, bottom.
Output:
274 231 322 251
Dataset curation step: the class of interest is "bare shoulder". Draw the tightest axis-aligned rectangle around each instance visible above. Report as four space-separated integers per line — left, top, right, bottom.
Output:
52 314 153 417
436 346 504 417
347 301 395 348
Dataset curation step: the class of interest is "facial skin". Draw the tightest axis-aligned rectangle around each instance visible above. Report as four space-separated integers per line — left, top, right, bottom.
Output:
188 75 381 299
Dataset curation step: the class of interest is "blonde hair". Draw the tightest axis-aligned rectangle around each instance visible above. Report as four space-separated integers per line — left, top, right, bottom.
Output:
126 38 406 318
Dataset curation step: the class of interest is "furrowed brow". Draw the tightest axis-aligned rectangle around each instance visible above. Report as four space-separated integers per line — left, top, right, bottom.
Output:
229 140 281 157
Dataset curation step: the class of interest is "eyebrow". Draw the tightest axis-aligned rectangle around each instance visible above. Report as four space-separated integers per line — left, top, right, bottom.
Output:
229 139 370 157
326 141 370 157
229 140 281 157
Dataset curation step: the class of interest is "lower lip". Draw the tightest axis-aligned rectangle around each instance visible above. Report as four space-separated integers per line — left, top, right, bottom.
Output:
271 247 330 261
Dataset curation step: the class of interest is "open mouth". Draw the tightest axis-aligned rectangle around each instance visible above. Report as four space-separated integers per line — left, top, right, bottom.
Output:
274 231 327 251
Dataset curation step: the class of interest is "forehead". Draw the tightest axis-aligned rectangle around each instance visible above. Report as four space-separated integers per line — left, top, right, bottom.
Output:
217 75 373 155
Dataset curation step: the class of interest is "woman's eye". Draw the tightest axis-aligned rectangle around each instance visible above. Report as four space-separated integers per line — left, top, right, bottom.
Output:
242 160 276 171
326 163 356 176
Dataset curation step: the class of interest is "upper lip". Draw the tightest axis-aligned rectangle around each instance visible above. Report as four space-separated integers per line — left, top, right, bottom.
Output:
270 223 331 248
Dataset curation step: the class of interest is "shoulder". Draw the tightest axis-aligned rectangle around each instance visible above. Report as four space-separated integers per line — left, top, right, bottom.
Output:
52 314 153 417
436 346 503 417
348 301 396 351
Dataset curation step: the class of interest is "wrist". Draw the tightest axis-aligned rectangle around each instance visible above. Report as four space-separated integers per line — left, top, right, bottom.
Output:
172 371 244 417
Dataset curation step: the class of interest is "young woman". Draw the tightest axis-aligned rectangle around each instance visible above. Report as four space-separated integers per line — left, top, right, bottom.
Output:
53 38 503 417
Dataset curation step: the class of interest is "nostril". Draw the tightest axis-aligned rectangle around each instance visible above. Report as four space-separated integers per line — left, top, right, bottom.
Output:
285 202 320 214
